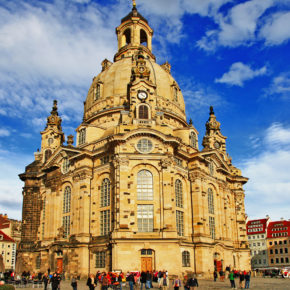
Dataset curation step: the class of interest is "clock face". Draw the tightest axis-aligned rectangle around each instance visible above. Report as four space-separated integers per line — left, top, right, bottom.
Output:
138 66 145 73
214 141 220 149
138 91 148 100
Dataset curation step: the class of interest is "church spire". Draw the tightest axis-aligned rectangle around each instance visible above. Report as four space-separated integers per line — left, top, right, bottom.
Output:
202 106 227 152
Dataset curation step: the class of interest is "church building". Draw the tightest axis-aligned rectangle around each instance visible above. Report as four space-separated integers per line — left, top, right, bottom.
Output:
18 3 250 277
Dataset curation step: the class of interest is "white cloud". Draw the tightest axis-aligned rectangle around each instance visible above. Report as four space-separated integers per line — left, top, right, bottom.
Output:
197 0 275 50
266 73 290 98
215 62 267 86
0 149 32 220
0 129 10 137
260 11 290 46
242 123 290 220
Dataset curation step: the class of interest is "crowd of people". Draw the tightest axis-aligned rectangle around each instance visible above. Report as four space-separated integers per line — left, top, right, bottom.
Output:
213 268 251 289
84 270 199 290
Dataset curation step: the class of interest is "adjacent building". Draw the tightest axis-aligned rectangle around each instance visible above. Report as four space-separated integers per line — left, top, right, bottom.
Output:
0 230 16 271
267 220 290 268
247 218 270 268
17 3 250 277
0 214 22 249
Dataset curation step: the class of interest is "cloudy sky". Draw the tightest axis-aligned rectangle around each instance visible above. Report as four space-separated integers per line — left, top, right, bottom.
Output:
0 0 290 221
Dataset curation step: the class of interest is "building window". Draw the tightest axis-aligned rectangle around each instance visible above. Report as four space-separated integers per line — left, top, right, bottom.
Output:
36 255 41 269
175 179 183 208
176 210 184 236
174 87 178 102
286 257 289 263
94 84 101 100
139 105 149 119
137 205 153 232
270 259 274 264
285 248 288 254
276 258 279 263
263 259 266 264
78 128 86 145
280 248 283 254
191 132 197 149
137 170 153 200
269 242 272 245
62 157 70 174
141 249 152 255
42 223 45 239
209 216 215 239
281 258 284 263
48 138 54 146
100 210 110 235
209 162 214 176
137 139 153 153
95 252 106 268
100 178 110 207
44 149 52 162
101 156 110 165
63 187 71 214
284 240 287 244
182 251 190 267
208 188 214 214
62 215 70 238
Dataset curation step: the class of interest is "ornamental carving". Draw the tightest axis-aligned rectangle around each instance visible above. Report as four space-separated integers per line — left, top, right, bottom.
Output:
113 156 130 168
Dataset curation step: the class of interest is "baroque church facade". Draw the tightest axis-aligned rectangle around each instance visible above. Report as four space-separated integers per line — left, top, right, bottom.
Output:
18 4 250 277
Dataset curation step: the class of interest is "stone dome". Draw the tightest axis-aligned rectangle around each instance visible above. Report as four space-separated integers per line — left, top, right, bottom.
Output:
84 56 186 125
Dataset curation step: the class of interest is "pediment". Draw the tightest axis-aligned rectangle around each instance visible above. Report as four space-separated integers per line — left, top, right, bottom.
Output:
42 146 81 172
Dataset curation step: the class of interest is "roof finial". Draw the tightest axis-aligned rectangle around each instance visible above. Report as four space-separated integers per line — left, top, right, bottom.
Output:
51 100 58 116
210 106 214 115
132 0 136 8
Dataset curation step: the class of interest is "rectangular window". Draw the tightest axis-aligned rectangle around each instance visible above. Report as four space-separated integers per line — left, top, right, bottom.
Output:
95 251 106 268
62 215 70 238
275 249 278 254
280 248 283 254
276 258 279 263
271 259 274 264
209 216 215 239
100 210 110 235
269 241 272 245
42 223 45 239
263 259 266 264
281 258 284 263
176 210 184 236
285 248 288 254
284 240 287 244
286 257 289 263
137 205 153 232
94 84 101 100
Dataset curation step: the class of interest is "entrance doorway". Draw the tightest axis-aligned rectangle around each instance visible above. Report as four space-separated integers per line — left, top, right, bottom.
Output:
141 257 152 272
140 249 154 272
56 258 63 273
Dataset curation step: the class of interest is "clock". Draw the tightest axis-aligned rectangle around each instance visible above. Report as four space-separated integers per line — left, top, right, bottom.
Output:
138 91 148 100
214 141 220 149
138 66 145 73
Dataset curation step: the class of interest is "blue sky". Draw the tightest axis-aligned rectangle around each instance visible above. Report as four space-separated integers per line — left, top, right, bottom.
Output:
0 0 290 221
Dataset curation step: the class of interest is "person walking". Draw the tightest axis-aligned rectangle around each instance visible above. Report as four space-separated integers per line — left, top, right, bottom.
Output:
145 271 152 289
87 274 96 290
140 271 146 290
187 275 198 290
244 272 250 289
101 273 109 290
213 271 217 282
159 273 169 290
127 272 135 290
229 271 236 289
172 276 181 290
239 271 245 289
50 273 60 290
71 275 77 290
43 273 49 290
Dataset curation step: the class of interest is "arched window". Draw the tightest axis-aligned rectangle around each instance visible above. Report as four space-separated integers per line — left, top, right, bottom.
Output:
175 179 183 208
101 178 110 207
94 84 101 100
140 29 148 46
182 251 190 267
63 187 71 214
174 87 178 102
124 29 131 45
137 170 153 200
209 161 214 176
44 149 52 162
191 132 197 149
78 128 86 145
139 105 149 119
62 157 70 174
208 188 214 214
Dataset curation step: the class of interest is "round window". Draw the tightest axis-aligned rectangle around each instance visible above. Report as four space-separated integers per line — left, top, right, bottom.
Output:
137 139 153 153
